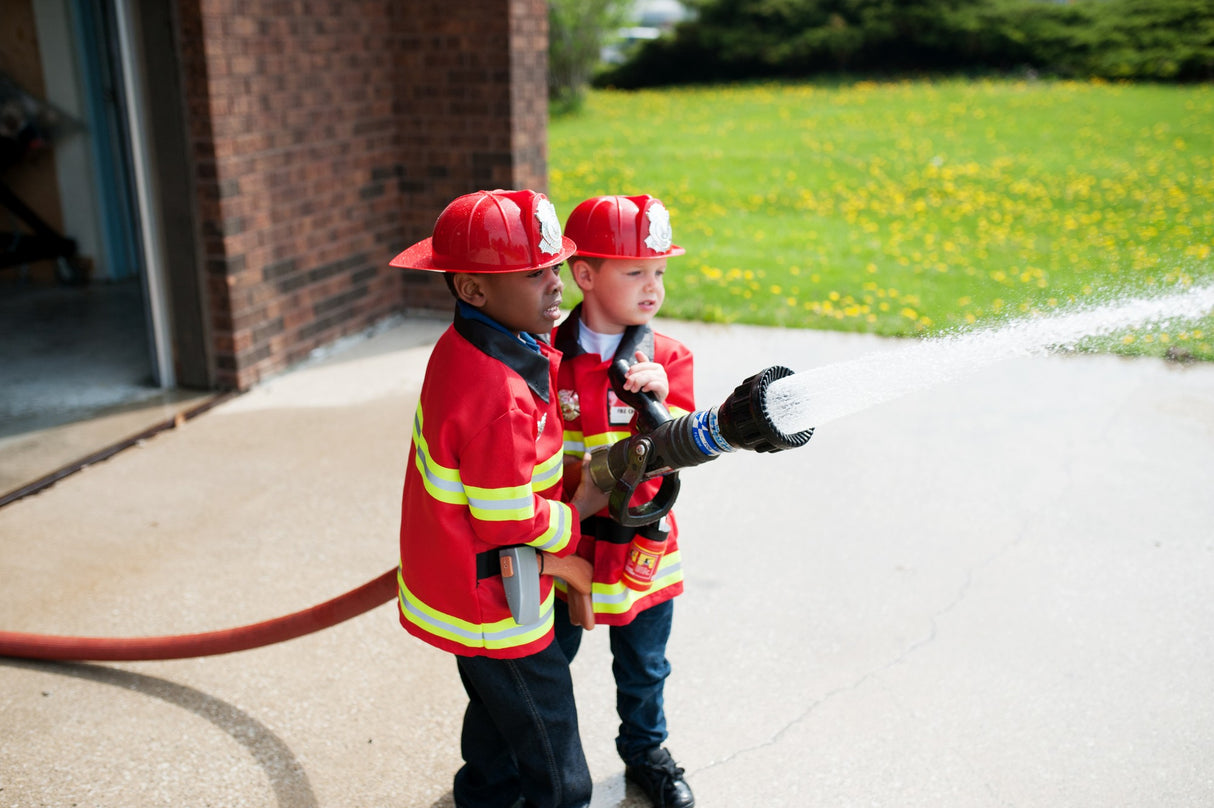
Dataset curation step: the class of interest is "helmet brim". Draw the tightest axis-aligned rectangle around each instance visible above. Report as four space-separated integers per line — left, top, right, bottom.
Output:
390 236 578 273
568 244 685 261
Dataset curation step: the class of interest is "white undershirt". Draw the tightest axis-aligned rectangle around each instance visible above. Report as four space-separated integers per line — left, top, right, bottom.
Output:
578 322 624 361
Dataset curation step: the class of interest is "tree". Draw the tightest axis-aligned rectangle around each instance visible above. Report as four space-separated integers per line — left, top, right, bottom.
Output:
549 0 630 111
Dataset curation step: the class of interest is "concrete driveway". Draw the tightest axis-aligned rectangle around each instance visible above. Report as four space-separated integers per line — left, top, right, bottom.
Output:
2 315 1212 807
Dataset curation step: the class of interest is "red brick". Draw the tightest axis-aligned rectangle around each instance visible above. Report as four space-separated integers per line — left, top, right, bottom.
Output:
178 0 547 390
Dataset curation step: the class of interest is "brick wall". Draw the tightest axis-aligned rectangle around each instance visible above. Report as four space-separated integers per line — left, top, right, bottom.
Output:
177 0 550 390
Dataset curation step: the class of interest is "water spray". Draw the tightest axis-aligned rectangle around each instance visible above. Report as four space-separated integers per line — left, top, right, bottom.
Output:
588 360 813 527
763 281 1214 434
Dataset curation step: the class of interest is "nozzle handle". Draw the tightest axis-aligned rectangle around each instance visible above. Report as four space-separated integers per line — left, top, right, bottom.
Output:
609 358 672 434
605 436 681 527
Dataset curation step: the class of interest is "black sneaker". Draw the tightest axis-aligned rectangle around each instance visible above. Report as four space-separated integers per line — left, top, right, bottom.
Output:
625 746 695 808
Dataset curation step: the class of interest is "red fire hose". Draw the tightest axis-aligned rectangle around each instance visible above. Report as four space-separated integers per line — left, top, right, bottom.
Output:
0 567 398 662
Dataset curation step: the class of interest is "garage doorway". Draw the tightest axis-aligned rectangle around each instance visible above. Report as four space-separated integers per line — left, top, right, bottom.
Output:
1 0 212 502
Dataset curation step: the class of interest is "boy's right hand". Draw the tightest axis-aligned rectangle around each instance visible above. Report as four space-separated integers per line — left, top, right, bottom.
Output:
623 351 669 402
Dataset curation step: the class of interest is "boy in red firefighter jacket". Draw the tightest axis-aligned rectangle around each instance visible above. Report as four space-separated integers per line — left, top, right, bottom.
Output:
551 194 697 808
390 189 608 808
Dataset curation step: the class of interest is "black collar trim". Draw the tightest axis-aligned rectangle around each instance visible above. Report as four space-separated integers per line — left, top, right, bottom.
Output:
454 307 551 402
553 303 655 366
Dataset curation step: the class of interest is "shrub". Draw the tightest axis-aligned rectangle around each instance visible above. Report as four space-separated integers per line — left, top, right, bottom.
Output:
594 0 1214 87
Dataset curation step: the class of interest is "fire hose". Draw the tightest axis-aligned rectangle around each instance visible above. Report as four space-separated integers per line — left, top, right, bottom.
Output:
0 568 399 661
0 366 810 663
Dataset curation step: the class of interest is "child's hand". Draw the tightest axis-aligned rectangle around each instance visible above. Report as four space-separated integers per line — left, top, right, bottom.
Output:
569 453 609 518
623 351 669 402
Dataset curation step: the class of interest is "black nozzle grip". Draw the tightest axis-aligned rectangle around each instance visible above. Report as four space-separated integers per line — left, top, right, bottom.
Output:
606 435 681 527
617 474 679 527
609 359 672 434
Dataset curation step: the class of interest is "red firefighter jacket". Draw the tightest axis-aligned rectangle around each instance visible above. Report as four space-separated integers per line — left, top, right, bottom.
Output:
552 306 695 625
398 308 580 658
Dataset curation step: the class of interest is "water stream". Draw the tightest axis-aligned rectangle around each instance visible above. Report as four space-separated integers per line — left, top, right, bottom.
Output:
765 282 1214 433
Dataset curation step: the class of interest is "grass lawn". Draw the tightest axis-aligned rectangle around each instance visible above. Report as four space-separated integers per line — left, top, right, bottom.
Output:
549 79 1214 361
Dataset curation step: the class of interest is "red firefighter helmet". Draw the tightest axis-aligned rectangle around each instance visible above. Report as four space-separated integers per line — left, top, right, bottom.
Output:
563 194 684 260
390 189 576 273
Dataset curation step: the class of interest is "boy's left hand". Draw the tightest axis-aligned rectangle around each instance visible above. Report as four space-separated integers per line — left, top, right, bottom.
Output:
623 351 668 402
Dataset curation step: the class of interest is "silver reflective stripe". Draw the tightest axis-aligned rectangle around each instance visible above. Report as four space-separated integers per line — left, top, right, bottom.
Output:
401 596 554 645
466 492 532 512
416 444 466 498
592 558 683 606
533 459 562 491
534 504 568 553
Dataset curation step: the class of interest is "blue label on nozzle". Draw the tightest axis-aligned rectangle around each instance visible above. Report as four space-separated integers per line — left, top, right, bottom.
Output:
689 410 735 457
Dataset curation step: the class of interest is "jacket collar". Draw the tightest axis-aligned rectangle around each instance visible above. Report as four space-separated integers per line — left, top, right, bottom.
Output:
553 303 655 366
454 304 552 402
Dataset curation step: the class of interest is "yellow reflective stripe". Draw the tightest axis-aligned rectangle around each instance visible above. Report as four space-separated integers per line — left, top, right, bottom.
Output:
464 447 562 521
563 436 587 457
398 568 554 650
668 405 691 418
414 408 564 522
585 430 631 450
532 447 563 492
585 549 683 615
466 480 534 522
530 501 573 554
413 409 467 505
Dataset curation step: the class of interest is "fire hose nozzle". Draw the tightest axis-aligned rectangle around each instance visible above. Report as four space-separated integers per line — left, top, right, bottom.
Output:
716 365 814 453
587 365 812 526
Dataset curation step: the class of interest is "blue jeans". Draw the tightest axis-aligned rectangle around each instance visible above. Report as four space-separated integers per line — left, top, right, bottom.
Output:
454 639 592 808
555 598 674 767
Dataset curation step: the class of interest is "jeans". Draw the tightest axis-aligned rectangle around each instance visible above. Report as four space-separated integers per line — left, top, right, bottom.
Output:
555 597 674 766
454 639 592 808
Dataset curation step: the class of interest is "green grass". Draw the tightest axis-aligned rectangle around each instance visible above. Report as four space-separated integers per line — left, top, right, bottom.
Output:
549 79 1214 360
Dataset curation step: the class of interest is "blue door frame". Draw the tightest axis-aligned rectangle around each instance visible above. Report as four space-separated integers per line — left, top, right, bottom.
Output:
71 0 141 282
